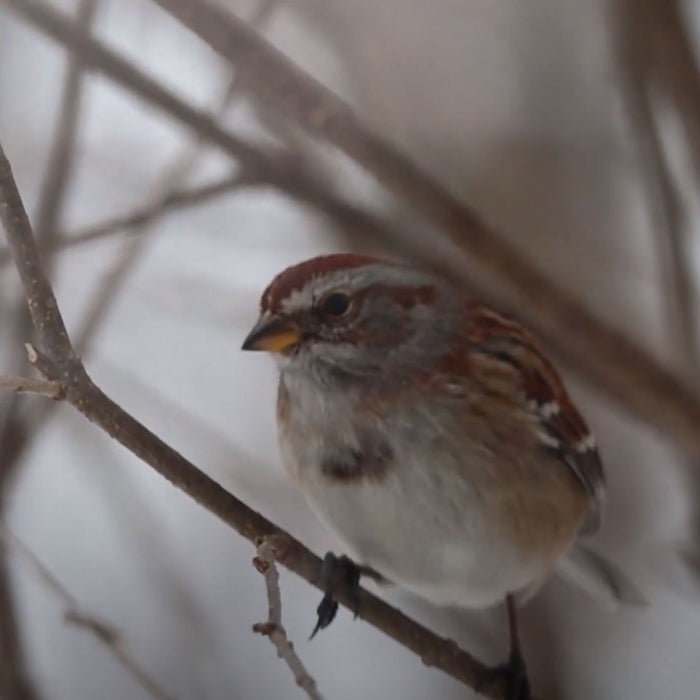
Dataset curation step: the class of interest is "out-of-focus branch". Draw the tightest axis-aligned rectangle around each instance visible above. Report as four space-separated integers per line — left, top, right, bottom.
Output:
53 5 288 693
2 0 296 196
0 555 36 700
33 0 700 463
34 0 98 252
0 99 504 700
651 0 700 191
0 525 180 700
253 538 324 700
619 0 700 580
0 164 407 274
0 375 63 399
0 0 404 257
0 173 246 266
613 0 700 376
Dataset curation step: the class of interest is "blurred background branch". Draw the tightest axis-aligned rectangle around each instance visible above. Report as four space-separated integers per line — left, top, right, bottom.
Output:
1 0 700 698
0 137 501 695
0 523 179 700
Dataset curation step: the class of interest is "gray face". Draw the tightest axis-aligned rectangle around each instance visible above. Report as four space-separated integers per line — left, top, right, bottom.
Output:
274 263 461 381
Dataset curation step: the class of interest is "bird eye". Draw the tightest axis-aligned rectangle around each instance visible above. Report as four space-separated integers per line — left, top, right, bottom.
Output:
320 292 351 317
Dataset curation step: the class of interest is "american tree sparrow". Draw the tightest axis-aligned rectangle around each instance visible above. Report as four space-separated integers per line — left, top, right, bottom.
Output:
243 254 641 698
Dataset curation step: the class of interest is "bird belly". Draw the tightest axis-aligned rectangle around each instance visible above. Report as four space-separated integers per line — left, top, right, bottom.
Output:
280 435 553 609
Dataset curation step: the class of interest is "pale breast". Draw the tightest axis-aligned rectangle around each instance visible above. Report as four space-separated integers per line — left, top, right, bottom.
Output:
276 371 587 608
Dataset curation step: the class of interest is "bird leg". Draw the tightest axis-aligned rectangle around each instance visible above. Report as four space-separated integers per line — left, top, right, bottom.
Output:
310 552 385 638
476 595 532 700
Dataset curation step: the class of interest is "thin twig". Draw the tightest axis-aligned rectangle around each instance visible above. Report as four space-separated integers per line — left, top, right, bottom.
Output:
0 375 63 399
34 0 98 251
0 524 179 700
0 162 404 272
70 170 238 241
0 139 502 697
61 0 282 358
0 172 253 266
253 538 324 700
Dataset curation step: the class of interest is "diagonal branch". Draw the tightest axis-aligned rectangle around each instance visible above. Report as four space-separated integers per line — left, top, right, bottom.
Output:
0 524 180 700
0 132 505 698
0 173 247 265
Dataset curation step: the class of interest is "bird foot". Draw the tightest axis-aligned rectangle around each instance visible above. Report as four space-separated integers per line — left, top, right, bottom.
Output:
476 651 531 700
310 552 362 638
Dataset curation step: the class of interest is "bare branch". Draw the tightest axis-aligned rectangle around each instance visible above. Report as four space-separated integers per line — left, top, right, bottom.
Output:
160 0 283 179
0 163 410 275
0 105 502 700
253 538 324 700
0 555 36 700
24 342 498 694
613 0 700 376
0 4 98 692
0 524 179 700
0 148 76 365
48 173 247 254
650 0 700 191
2 0 291 191
34 0 98 252
0 1 399 255
0 173 256 268
0 375 63 399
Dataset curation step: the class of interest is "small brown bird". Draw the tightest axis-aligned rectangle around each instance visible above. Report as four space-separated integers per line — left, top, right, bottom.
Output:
243 254 642 697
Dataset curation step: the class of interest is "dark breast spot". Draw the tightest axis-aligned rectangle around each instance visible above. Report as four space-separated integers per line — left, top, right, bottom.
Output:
321 436 394 482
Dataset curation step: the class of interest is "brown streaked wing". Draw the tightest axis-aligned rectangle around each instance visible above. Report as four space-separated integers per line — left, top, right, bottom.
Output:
465 303 605 534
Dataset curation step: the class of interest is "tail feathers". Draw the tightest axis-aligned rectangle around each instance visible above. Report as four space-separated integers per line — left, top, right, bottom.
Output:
556 543 648 610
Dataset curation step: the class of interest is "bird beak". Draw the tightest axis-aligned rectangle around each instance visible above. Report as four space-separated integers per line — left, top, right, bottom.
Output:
241 314 303 353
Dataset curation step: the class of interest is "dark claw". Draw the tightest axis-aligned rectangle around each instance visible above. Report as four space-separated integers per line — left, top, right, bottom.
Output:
310 593 338 639
310 552 362 639
476 651 531 700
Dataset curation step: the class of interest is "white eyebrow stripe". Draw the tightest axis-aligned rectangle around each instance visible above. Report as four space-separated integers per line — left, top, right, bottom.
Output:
280 284 315 313
277 263 427 313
